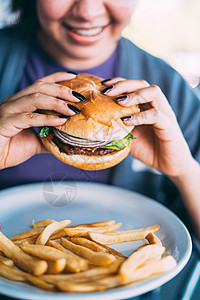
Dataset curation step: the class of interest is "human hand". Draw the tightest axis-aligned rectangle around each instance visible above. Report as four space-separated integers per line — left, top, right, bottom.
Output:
102 78 193 177
0 72 84 169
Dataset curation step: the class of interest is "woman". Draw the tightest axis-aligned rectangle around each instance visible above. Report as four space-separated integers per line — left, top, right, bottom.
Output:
0 1 200 299
0 0 199 247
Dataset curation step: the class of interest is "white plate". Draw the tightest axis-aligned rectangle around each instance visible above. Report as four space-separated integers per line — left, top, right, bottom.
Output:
0 182 192 300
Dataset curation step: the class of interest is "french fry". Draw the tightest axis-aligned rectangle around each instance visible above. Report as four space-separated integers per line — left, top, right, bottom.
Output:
69 220 116 228
64 222 122 237
145 232 162 245
96 242 127 260
36 220 71 245
0 261 26 281
49 229 67 240
10 228 43 241
0 232 47 275
0 262 54 291
0 254 14 267
93 275 123 289
119 244 165 283
47 240 88 271
60 237 116 266
41 259 121 283
32 219 55 228
48 221 119 240
34 219 114 230
124 256 177 283
56 281 106 292
71 237 126 261
21 244 84 273
46 258 66 274
13 235 38 246
89 225 159 244
0 250 4 256
24 273 55 291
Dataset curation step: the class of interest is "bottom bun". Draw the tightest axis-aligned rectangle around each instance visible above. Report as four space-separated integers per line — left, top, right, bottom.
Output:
40 137 132 171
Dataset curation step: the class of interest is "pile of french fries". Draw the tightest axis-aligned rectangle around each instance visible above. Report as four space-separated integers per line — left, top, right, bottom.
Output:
0 219 177 293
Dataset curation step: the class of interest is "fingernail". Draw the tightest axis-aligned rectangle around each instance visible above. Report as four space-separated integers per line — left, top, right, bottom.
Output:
101 78 111 84
115 96 128 102
67 71 78 75
35 109 41 113
121 116 132 121
72 91 86 101
58 114 70 119
101 85 114 94
67 104 81 114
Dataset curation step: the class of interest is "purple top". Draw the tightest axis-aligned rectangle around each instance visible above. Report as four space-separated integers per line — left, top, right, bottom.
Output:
0 36 121 189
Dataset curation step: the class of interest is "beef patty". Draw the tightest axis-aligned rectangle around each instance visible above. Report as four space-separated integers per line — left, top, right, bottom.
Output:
52 136 118 156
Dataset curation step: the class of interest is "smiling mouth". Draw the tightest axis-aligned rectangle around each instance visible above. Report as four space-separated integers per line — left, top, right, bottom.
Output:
63 24 106 37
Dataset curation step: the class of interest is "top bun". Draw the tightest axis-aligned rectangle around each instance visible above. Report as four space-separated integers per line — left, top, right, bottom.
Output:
56 74 140 142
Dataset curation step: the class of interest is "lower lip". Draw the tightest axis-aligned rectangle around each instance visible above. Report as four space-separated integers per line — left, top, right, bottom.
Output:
63 25 108 45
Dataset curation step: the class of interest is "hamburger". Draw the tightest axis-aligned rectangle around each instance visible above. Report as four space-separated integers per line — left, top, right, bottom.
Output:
38 73 140 170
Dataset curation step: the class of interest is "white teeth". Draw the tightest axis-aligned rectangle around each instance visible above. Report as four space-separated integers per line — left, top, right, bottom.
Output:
71 27 103 36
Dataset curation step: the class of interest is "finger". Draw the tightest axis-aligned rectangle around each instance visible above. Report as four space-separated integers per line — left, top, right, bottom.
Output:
7 72 78 102
0 94 78 116
102 80 150 96
36 72 77 83
0 113 68 138
8 82 85 104
118 85 168 106
101 77 125 85
122 108 169 130
116 85 175 120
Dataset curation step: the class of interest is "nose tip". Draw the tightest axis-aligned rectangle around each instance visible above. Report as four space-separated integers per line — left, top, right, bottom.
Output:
72 0 106 21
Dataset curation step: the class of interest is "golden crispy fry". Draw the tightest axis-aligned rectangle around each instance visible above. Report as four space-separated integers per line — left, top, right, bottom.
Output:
21 244 83 273
32 219 55 228
145 232 162 245
69 220 116 228
56 281 106 292
49 221 118 240
0 254 14 267
64 222 122 237
24 273 55 291
41 259 121 283
0 232 47 275
93 275 123 289
46 258 66 274
49 229 67 240
36 220 71 245
10 228 43 241
89 225 159 245
47 240 88 271
124 256 177 283
119 244 165 283
0 261 54 291
60 237 116 266
71 237 126 261
0 261 26 281
13 235 38 246
96 242 127 259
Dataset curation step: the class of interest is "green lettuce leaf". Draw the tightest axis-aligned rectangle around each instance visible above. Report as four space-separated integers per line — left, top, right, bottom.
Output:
101 133 135 150
38 126 53 137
